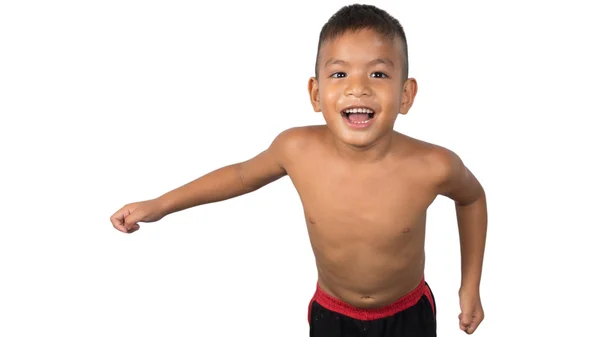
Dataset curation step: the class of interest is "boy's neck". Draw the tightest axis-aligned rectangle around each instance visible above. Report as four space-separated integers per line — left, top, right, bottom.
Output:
330 132 396 164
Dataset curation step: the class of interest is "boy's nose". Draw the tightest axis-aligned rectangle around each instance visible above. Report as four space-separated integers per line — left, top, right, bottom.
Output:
345 77 372 97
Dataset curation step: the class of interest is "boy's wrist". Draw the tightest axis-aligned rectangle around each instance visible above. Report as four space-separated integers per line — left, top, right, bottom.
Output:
155 195 173 217
459 279 481 293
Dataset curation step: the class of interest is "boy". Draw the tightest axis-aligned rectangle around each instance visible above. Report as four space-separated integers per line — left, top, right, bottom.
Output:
110 4 487 336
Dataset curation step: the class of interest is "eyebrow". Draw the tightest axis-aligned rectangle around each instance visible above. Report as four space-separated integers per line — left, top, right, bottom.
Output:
324 58 395 68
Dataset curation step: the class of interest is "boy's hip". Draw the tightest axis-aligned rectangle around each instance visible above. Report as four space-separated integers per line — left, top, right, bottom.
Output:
307 278 436 336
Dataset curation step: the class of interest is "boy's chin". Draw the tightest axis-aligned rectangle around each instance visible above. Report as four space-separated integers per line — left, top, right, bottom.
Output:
336 131 380 149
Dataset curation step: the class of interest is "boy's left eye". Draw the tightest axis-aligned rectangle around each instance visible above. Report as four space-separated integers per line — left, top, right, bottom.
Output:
370 72 388 78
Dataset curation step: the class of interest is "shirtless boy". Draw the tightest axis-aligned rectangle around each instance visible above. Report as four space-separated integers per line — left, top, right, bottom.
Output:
110 4 487 336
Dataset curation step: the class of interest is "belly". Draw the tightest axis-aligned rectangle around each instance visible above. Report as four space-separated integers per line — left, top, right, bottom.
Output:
306 214 427 309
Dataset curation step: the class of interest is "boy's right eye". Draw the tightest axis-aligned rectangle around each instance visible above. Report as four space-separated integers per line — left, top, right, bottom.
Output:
330 72 347 78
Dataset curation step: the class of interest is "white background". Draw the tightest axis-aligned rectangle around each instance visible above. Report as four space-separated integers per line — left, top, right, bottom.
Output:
1 0 598 336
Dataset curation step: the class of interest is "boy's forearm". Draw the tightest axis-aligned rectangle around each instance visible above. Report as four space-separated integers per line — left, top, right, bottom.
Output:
456 190 487 291
157 164 253 216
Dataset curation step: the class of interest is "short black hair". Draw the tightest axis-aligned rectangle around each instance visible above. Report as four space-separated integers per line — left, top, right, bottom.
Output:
315 4 408 80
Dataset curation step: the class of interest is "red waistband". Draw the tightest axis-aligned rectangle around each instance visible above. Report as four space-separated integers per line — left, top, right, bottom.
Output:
311 278 427 321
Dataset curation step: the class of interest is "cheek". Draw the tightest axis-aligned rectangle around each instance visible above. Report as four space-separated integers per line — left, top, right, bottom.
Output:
376 83 402 109
321 84 343 105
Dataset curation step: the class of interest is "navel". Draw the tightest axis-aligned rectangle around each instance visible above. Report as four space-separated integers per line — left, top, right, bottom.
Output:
402 227 411 233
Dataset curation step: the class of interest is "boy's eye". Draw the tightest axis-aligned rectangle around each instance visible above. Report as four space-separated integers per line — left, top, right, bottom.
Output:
330 72 347 78
371 72 388 78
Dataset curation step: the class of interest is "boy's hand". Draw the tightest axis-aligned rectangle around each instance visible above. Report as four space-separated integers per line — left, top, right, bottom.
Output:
110 199 166 233
458 287 484 334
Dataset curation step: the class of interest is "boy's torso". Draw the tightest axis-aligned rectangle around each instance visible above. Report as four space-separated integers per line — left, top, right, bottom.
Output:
285 126 443 309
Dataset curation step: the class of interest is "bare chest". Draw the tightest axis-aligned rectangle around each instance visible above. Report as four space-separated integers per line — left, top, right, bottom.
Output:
289 163 437 240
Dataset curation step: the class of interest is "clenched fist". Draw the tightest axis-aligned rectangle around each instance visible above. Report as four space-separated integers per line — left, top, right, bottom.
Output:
110 199 167 233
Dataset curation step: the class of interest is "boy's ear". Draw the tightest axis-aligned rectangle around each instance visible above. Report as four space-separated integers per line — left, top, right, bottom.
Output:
308 77 321 112
399 78 418 115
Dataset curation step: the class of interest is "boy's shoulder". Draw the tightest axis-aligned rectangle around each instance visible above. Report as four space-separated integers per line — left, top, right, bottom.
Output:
267 125 327 164
393 132 464 183
271 125 327 151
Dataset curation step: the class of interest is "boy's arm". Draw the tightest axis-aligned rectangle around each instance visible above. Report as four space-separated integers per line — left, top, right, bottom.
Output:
157 129 296 216
436 149 487 290
434 147 487 334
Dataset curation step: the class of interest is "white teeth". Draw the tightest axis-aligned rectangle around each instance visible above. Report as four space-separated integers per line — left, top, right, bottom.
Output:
344 108 374 114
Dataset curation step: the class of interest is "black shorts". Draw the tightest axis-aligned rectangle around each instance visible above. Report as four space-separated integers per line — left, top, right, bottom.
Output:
308 278 437 336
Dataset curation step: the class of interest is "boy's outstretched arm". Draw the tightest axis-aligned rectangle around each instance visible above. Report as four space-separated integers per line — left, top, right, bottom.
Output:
158 130 291 215
435 148 488 335
111 129 299 233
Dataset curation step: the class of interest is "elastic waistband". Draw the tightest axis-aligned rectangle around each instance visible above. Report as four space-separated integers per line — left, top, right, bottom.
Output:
311 278 426 321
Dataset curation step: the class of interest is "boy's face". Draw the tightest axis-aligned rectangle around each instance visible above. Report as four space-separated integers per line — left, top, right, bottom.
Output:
309 29 417 148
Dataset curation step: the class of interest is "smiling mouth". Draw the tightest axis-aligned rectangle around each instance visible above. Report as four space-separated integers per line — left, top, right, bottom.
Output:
341 107 375 124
